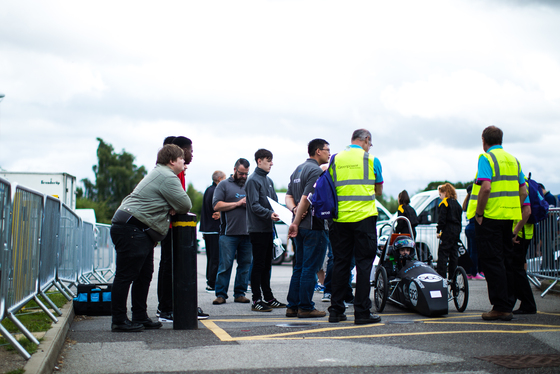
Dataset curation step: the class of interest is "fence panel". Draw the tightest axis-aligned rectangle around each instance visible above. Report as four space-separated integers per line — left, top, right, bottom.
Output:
39 196 61 292
94 223 114 276
0 177 12 322
80 221 95 281
58 204 81 287
6 186 43 314
527 209 560 292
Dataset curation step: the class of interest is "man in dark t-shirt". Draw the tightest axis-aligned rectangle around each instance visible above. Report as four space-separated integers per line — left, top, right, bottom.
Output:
285 138 331 318
211 158 252 305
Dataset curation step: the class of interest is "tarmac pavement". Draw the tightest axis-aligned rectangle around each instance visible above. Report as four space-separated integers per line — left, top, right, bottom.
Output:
45 246 560 373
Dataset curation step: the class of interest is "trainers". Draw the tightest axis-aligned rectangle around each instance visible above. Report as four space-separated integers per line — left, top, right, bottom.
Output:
252 300 273 312
264 298 287 308
297 309 326 318
314 283 325 292
206 285 215 293
473 273 485 280
322 293 331 302
198 307 209 320
158 312 173 323
111 320 145 332
286 307 298 317
213 297 226 305
131 317 163 329
234 296 250 303
482 309 513 321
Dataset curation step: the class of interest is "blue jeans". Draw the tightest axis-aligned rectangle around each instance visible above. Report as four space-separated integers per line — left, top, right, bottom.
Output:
287 229 328 311
215 235 252 299
465 221 478 275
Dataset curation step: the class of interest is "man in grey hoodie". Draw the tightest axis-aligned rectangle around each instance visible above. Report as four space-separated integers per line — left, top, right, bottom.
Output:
245 149 286 312
110 144 192 332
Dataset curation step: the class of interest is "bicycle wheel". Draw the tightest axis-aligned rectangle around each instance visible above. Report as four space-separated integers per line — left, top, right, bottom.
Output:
374 266 388 313
452 266 469 312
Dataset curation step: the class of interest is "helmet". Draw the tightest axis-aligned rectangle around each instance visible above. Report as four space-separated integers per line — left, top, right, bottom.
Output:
393 236 415 252
392 236 415 269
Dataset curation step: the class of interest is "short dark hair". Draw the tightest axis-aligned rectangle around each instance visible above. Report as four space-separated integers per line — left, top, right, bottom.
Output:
255 149 273 162
172 136 192 149
234 158 250 169
482 126 503 146
157 144 184 165
398 190 410 205
351 129 371 142
163 136 176 146
308 138 329 157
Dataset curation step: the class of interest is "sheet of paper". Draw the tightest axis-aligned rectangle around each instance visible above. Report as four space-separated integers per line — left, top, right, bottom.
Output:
267 197 293 225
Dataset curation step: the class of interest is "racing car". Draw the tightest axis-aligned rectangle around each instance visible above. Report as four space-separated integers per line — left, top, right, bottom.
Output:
373 217 469 317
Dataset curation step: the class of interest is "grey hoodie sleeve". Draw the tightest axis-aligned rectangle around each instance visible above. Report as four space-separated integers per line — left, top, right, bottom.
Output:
245 178 273 220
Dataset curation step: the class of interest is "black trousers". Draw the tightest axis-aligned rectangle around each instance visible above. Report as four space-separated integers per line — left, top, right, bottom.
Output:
512 237 537 312
157 230 173 313
204 234 220 288
110 224 155 323
328 215 377 318
476 217 515 312
437 229 460 280
249 232 274 302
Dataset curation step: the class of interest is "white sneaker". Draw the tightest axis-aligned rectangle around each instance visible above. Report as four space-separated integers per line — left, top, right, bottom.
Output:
322 293 331 302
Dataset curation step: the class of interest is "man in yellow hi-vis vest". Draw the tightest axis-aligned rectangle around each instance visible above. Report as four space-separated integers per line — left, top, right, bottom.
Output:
327 129 383 325
467 126 527 321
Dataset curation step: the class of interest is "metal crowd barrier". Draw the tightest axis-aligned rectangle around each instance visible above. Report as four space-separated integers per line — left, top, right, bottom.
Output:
527 208 560 297
57 204 81 297
94 223 115 282
0 181 116 359
39 196 63 316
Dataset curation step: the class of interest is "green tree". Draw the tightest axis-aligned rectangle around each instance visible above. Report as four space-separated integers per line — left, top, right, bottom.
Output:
421 181 473 192
186 182 203 220
377 193 398 213
81 138 147 222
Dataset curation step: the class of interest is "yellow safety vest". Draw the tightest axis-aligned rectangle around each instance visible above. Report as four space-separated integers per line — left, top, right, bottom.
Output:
467 148 522 221
513 181 534 239
330 147 378 223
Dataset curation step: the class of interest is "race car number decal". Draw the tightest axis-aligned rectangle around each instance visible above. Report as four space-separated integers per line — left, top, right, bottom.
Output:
416 274 443 283
409 281 418 306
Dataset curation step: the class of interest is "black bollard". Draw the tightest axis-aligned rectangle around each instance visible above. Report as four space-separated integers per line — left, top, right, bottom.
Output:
171 213 198 330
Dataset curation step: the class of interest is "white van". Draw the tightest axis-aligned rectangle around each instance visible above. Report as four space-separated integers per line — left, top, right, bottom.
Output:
381 189 468 263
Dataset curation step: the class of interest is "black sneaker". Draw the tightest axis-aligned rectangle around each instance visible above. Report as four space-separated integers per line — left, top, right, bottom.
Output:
252 300 273 312
198 307 209 320
328 313 347 323
132 317 163 329
264 298 287 308
111 320 145 332
158 312 173 323
354 313 381 325
206 285 215 293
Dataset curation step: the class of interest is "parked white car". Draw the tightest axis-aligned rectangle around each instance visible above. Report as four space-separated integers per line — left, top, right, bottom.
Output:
380 189 468 263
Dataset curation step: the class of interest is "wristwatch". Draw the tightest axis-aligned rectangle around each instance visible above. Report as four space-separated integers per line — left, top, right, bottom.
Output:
476 212 483 218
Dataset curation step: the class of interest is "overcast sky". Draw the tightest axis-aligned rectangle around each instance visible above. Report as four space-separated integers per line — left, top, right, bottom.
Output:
1 0 559 205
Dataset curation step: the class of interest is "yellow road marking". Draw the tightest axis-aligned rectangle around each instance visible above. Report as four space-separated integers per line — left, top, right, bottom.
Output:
201 320 234 341
202 316 560 342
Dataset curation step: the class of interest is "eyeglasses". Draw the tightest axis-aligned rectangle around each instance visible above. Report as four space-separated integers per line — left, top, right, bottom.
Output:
320 148 331 153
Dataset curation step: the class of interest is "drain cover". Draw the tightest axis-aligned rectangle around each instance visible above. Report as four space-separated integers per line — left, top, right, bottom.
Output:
477 354 560 369
276 323 317 327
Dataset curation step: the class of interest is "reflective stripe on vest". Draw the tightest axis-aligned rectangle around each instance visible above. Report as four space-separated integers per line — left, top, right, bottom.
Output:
330 148 378 222
466 148 522 220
